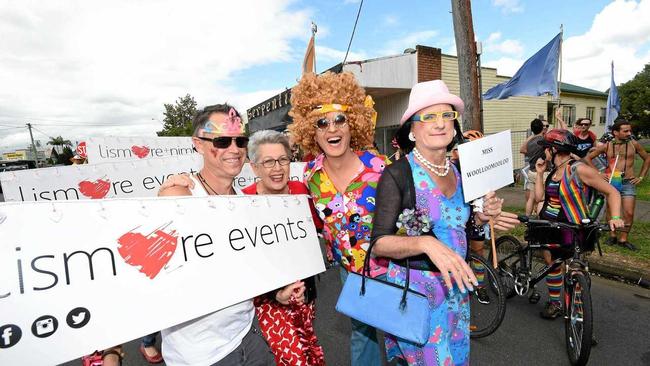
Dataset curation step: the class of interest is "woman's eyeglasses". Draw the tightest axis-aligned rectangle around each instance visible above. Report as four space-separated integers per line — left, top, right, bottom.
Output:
196 136 249 149
410 111 458 123
577 122 592 127
257 156 291 168
543 124 550 128
315 114 347 130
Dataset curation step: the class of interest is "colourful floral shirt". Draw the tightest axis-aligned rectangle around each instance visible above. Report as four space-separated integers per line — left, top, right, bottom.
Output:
304 150 389 276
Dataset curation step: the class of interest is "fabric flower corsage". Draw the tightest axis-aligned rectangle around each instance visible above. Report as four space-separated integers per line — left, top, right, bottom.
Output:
396 208 431 236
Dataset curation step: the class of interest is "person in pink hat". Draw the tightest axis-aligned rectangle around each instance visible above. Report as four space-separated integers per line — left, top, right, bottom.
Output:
371 80 518 365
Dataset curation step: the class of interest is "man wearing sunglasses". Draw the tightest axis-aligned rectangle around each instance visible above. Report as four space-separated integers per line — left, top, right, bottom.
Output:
158 104 274 366
555 108 597 158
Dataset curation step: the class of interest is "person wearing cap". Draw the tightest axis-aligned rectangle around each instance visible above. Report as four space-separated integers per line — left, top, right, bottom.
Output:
520 118 550 216
370 80 517 365
534 129 624 319
288 71 389 366
157 104 274 366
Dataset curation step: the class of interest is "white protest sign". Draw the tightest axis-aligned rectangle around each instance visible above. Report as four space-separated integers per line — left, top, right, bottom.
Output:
457 130 514 202
85 136 196 163
0 195 325 365
0 156 306 202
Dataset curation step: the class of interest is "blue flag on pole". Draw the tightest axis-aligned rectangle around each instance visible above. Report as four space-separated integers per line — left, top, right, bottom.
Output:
605 61 620 129
483 33 561 100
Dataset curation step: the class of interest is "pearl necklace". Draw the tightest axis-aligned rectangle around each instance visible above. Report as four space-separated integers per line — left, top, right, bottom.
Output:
413 148 450 177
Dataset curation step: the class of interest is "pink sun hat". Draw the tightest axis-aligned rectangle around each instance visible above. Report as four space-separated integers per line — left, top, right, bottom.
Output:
399 80 465 124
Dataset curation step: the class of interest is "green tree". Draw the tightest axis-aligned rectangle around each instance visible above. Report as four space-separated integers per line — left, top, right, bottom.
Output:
618 63 650 136
157 94 198 136
47 136 72 153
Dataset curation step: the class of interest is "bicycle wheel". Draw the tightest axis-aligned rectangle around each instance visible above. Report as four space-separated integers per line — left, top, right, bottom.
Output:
492 235 525 298
469 253 507 338
564 271 593 366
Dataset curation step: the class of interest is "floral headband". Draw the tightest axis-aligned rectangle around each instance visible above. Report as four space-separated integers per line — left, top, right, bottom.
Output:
201 108 245 135
313 96 377 127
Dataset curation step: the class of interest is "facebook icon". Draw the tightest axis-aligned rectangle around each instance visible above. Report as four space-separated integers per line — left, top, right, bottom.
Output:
0 324 22 348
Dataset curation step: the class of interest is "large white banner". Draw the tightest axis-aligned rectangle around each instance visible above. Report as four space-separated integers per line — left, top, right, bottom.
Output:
458 130 514 202
0 195 325 365
85 136 196 163
0 156 306 202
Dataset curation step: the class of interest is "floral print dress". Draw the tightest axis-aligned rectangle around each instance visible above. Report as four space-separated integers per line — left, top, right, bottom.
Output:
385 153 471 366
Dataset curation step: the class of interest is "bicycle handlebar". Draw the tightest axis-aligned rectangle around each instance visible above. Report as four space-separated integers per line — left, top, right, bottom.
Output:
517 215 611 232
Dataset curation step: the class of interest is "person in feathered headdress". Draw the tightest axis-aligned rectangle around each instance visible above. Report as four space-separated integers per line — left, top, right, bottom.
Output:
289 71 388 366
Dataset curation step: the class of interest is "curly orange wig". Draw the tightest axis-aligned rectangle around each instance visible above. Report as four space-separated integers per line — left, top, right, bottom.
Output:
288 72 375 156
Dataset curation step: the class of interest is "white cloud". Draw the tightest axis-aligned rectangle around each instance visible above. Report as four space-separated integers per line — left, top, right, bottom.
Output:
383 15 399 26
380 30 439 55
492 0 524 14
316 46 368 64
484 0 650 91
0 1 311 151
484 56 526 77
483 32 524 57
561 0 650 90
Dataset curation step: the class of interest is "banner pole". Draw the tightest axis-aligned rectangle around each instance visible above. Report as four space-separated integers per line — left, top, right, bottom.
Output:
556 25 564 126
490 219 498 268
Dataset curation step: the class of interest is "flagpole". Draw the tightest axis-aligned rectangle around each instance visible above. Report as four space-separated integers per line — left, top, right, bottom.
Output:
556 24 563 126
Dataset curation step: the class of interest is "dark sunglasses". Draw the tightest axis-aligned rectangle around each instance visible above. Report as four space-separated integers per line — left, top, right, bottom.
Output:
543 124 550 128
577 122 592 127
197 136 248 149
315 114 347 130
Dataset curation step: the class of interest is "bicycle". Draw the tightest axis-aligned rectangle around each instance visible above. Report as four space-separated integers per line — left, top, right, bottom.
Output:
468 252 506 338
492 215 609 366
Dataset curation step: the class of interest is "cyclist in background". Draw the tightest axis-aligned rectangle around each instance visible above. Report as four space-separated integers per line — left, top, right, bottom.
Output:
534 129 624 319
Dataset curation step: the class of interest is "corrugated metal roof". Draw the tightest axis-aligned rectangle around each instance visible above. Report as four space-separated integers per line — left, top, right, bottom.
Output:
559 82 607 97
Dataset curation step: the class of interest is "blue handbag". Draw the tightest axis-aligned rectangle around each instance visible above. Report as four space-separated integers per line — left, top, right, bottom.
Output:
335 245 431 345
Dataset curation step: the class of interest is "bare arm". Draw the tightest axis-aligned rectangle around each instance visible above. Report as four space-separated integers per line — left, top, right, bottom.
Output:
373 234 477 292
520 135 532 154
158 185 192 197
534 158 546 202
554 107 567 130
632 141 650 184
371 164 477 292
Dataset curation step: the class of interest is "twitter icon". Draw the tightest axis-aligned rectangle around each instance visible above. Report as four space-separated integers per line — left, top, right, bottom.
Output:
66 307 91 329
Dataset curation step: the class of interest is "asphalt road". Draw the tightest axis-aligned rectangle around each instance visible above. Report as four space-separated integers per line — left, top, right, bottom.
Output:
61 266 650 366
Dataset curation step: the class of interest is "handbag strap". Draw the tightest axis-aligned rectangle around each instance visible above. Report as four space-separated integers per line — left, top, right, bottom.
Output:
361 235 412 310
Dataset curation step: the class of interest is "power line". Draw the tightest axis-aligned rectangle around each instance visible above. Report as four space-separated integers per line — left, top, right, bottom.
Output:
31 126 56 140
342 0 364 65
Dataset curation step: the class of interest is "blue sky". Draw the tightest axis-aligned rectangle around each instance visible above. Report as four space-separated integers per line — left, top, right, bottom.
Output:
232 0 646 94
0 0 648 150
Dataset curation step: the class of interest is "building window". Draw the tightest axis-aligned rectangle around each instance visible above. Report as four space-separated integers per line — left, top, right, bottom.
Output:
599 107 607 125
562 105 576 126
586 107 595 122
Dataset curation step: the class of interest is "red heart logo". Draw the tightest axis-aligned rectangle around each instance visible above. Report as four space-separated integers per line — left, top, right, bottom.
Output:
117 223 178 279
78 178 111 199
131 145 150 159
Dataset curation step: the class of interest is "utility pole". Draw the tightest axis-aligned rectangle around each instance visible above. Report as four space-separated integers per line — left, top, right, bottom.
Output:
26 123 39 167
451 0 481 132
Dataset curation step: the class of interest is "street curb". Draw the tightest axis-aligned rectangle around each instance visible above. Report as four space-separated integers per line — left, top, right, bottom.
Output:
588 257 650 289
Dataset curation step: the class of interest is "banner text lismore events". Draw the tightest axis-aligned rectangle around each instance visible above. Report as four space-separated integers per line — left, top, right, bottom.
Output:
0 195 325 365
